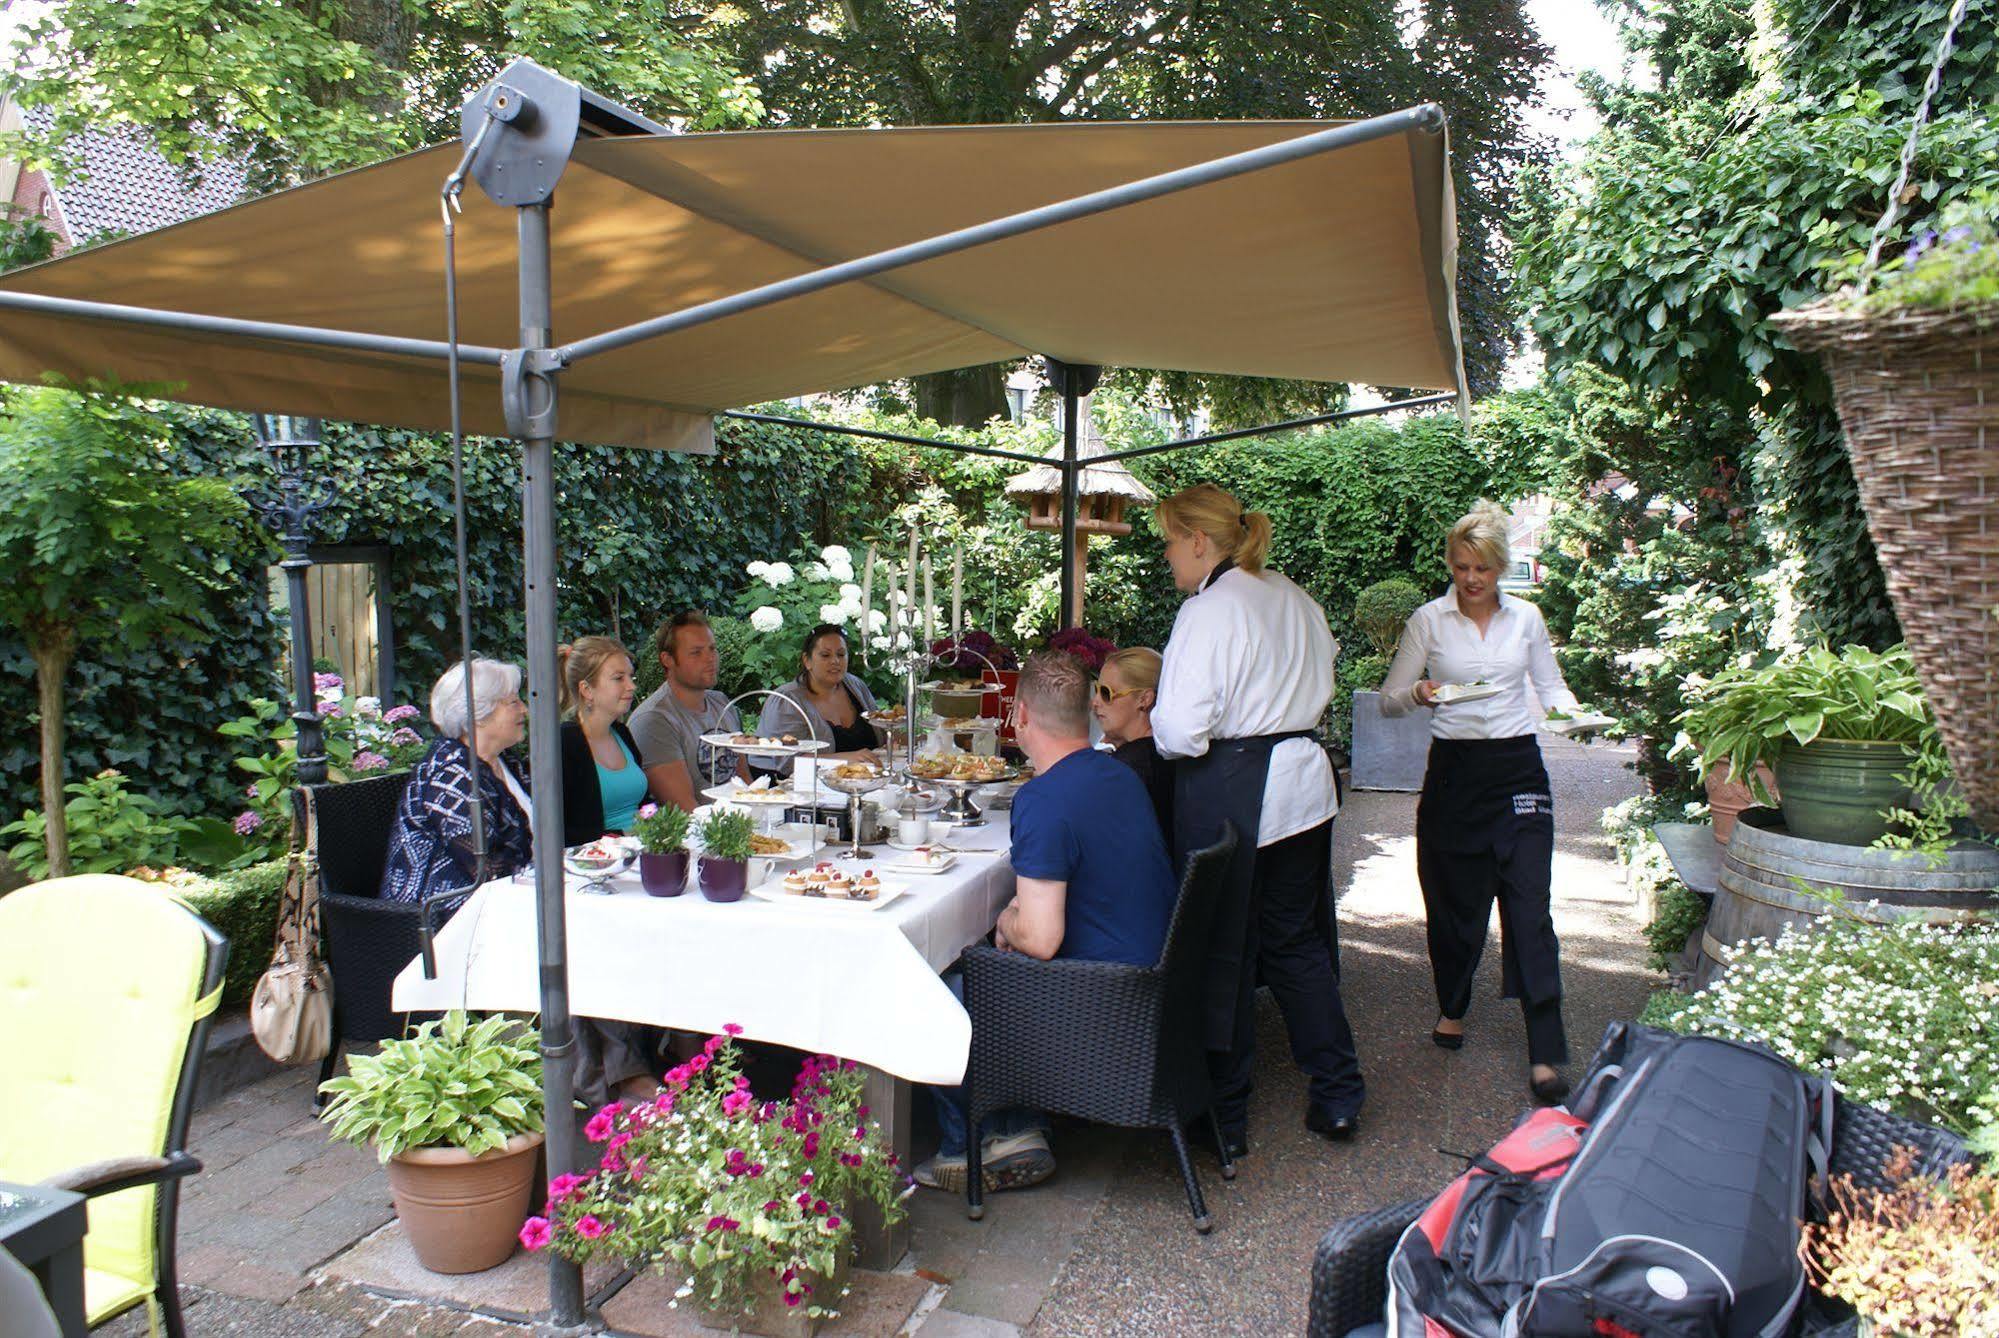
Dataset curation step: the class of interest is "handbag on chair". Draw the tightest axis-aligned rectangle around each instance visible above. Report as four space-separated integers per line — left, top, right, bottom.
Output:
250 786 335 1064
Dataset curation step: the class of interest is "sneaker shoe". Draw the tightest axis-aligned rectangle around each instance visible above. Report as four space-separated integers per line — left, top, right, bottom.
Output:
981 1130 1056 1191
912 1153 968 1194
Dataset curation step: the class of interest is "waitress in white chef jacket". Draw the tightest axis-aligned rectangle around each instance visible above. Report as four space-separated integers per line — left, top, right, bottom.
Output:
1154 484 1365 1151
1380 500 1581 1105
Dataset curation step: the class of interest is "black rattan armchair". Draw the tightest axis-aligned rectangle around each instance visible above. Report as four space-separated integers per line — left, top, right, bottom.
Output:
1303 1097 1974 1338
308 773 430 1101
961 827 1239 1232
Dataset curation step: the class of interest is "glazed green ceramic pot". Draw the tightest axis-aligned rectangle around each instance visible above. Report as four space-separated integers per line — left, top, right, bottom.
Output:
1774 739 1915 846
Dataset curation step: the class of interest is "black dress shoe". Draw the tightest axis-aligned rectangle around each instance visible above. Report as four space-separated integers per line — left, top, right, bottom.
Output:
1305 1107 1359 1142
1431 1027 1465 1050
1530 1070 1571 1106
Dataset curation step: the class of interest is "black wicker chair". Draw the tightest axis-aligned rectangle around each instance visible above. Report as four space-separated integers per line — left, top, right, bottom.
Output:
308 773 431 1103
961 826 1239 1232
1304 1097 1974 1338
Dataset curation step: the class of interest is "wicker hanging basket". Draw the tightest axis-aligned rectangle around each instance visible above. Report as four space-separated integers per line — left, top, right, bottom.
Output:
1772 300 1999 832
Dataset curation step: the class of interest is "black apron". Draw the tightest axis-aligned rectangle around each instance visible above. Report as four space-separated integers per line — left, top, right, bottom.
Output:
1173 727 1318 1051
1416 734 1559 1005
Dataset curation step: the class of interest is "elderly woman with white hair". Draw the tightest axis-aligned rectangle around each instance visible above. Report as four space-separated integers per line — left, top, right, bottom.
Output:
1380 499 1583 1105
379 658 533 911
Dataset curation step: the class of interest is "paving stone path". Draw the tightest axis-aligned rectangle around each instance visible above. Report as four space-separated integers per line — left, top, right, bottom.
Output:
101 737 1649 1337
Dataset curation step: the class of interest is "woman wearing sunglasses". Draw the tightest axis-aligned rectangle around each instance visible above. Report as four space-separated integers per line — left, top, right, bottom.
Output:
1094 647 1173 838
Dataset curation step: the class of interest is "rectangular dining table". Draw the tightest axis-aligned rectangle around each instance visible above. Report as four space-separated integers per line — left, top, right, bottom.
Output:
392 813 1017 1266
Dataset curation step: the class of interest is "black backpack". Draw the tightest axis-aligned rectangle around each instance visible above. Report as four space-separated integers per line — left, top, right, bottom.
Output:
1387 1023 1832 1338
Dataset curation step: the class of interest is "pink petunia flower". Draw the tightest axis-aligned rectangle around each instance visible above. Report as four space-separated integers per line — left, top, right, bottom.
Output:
547 1173 589 1203
722 1091 752 1117
518 1216 552 1251
724 1023 744 1036
599 1148 625 1174
574 1215 607 1239
689 1054 710 1074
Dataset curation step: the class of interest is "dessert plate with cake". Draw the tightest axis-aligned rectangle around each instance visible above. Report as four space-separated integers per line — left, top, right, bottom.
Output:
750 861 906 910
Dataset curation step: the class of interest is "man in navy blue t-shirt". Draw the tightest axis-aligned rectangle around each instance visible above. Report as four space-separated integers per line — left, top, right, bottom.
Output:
914 651 1180 1196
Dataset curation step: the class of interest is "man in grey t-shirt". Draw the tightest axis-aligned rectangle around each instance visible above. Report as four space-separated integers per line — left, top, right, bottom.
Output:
628 611 746 811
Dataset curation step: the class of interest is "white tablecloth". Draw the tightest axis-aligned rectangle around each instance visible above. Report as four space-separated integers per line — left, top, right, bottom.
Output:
391 817 1016 1084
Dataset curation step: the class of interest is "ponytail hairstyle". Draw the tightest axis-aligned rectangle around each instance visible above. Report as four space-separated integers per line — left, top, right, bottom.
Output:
1445 499 1511 572
556 634 631 718
1153 482 1274 573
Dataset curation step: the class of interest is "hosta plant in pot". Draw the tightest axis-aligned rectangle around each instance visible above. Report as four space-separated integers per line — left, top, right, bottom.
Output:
696 807 756 902
1675 645 1938 847
318 1010 544 1274
525 1028 908 1337
634 801 690 897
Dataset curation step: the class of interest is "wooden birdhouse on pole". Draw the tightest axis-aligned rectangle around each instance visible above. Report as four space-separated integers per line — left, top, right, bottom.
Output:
1005 394 1156 628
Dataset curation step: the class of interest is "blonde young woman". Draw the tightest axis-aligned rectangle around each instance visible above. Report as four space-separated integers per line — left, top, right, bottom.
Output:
554 635 665 1106
1380 500 1580 1104
1094 646 1172 837
1153 483 1364 1152
556 635 651 849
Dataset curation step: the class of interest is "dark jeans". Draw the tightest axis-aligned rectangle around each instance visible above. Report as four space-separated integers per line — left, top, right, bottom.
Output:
928 970 1049 1159
1208 818 1365 1130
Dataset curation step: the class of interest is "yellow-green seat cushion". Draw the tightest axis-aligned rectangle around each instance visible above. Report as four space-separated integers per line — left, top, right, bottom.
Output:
0 875 217 1323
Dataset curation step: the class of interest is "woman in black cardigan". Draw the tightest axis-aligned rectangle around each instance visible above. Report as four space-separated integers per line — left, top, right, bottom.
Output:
554 635 664 1107
555 635 653 850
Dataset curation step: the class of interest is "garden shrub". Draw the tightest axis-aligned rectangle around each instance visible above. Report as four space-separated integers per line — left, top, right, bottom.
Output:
1643 881 1708 973
1658 917 1999 1135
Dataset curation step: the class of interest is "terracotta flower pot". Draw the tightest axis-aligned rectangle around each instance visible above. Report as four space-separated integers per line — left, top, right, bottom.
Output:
639 849 688 897
1706 761 1778 845
699 855 748 902
385 1131 544 1274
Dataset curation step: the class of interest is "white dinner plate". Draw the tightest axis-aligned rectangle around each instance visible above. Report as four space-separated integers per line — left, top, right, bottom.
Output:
1432 681 1502 705
700 733 830 756
1543 710 1617 735
749 879 908 911
702 783 797 806
883 852 957 875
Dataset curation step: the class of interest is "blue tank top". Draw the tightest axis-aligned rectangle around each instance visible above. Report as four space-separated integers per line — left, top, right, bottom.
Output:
596 732 648 833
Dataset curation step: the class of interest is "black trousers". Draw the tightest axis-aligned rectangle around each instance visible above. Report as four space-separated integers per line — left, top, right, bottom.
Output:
1209 818 1366 1129
1416 826 1568 1066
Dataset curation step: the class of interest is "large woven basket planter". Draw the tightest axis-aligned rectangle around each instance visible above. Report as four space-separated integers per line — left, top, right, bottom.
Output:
1774 301 1999 833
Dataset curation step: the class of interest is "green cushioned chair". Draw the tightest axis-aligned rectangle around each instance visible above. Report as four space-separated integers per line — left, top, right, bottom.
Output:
0 875 227 1336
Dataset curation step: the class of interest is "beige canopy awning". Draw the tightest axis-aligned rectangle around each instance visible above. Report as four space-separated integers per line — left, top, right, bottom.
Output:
0 119 1464 451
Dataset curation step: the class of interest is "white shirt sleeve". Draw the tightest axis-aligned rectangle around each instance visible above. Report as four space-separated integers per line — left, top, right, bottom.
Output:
1153 600 1224 761
1377 607 1431 717
1524 605 1582 716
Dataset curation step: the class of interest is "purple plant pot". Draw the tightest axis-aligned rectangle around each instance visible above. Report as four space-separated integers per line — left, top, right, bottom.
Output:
698 856 748 903
639 850 688 897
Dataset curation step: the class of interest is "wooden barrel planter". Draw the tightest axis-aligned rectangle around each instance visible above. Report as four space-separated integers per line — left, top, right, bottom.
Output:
1696 810 1999 986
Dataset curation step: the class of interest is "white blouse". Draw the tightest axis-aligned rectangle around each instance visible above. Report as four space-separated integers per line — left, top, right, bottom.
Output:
1379 592 1581 741
1155 565 1339 846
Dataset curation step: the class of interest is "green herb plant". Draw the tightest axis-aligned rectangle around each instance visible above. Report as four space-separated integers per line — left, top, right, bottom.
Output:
632 802 690 855
696 808 757 864
2 768 202 879
317 1010 543 1161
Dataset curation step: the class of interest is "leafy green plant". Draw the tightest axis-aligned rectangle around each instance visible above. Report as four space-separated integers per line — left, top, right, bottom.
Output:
1827 191 1999 314
1353 578 1426 658
1644 880 1708 973
318 1010 542 1160
1343 652 1390 694
1674 644 1937 804
1 768 200 879
632 802 690 854
696 808 756 864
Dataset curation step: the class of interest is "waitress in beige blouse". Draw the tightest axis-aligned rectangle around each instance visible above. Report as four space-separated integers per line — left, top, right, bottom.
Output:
1380 500 1582 1105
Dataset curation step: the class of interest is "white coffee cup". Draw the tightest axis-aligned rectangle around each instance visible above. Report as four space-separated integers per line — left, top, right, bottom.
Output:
897 816 930 846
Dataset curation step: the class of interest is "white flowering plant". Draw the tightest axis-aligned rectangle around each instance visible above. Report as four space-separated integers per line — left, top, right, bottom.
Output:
732 544 897 694
1650 914 1999 1135
523 1029 908 1323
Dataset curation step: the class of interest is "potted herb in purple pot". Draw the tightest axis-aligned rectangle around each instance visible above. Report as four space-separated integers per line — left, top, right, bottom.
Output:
633 802 690 896
696 808 756 902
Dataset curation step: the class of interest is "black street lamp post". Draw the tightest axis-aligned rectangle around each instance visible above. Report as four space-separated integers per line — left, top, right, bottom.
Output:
251 413 333 787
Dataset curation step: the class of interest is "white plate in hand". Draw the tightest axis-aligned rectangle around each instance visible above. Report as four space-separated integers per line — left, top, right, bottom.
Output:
1543 710 1616 735
1432 681 1502 705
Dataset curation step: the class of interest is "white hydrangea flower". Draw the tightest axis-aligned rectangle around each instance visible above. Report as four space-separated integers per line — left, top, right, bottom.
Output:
746 560 771 577
355 696 382 718
838 582 862 601
828 560 855 584
819 603 850 625
750 606 784 633
867 609 889 632
804 561 830 582
763 562 795 588
820 544 852 566
870 635 893 652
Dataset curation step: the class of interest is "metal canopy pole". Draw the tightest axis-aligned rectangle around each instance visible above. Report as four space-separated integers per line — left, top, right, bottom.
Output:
1044 358 1101 631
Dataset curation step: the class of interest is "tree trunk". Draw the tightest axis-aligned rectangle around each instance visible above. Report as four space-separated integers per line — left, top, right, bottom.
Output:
29 630 75 878
912 364 1011 429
